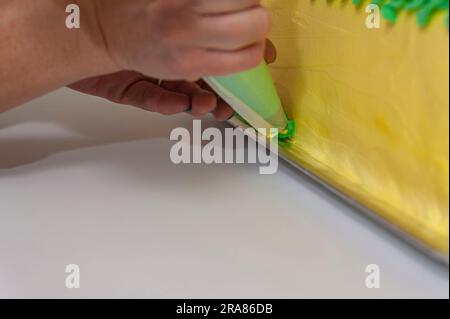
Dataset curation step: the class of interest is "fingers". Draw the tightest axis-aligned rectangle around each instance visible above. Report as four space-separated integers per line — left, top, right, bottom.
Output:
186 2 271 78
193 0 262 14
97 0 272 81
120 80 190 115
190 41 266 78
213 100 235 121
197 81 235 121
70 70 225 118
161 80 235 121
194 38 276 77
195 6 271 51
162 81 217 117
71 35 278 118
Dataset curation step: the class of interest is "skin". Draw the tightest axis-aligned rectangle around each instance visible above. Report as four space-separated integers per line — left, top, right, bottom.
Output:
0 0 276 121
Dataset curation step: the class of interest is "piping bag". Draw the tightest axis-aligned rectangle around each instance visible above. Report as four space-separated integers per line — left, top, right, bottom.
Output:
203 62 295 139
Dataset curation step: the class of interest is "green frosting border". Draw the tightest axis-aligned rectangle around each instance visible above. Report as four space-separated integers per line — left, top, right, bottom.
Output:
278 120 296 140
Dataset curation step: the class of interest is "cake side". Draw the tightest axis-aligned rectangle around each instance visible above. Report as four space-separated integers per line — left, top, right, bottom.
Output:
265 0 449 254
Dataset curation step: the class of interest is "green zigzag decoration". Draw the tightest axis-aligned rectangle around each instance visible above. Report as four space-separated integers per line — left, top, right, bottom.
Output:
352 0 449 28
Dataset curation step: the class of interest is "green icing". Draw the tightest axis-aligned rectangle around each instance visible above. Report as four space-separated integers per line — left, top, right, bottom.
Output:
351 0 449 28
278 120 296 140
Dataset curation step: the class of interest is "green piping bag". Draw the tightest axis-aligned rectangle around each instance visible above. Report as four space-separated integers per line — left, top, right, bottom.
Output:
204 62 294 139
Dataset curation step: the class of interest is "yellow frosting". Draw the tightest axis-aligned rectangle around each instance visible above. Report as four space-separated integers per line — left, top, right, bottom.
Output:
264 0 449 254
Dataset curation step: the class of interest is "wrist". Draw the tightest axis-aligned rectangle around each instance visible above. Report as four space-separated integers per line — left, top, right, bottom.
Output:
69 0 121 77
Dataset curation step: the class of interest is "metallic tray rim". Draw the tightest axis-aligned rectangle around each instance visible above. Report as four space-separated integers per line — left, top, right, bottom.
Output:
228 116 449 266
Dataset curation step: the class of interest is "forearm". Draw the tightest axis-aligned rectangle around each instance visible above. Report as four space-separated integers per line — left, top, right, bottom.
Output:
0 0 117 112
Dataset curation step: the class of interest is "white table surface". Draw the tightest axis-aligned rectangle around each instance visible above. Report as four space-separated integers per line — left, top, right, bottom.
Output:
0 89 448 299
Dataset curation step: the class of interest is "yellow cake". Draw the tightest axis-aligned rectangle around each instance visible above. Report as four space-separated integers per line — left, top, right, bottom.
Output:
263 0 449 257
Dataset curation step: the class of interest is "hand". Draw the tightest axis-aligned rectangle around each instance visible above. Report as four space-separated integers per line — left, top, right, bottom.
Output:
94 0 272 80
70 40 277 121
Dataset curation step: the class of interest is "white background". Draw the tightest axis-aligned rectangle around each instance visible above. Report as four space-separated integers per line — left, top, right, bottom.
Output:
0 89 448 298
